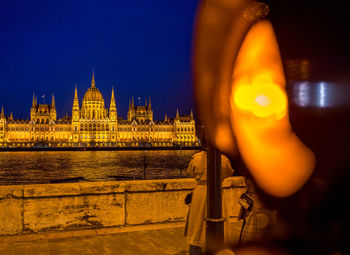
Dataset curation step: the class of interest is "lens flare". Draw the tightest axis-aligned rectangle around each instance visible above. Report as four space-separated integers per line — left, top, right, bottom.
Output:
234 79 287 119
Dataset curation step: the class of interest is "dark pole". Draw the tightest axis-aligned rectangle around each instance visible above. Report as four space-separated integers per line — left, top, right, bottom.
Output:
206 143 224 254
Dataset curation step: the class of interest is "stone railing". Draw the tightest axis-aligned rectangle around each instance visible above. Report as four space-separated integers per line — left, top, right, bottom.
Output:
0 177 246 237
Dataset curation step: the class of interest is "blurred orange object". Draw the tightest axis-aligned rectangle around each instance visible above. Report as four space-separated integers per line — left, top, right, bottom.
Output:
230 20 315 197
193 1 315 197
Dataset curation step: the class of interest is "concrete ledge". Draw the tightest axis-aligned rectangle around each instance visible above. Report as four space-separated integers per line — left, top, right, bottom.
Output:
124 179 195 193
23 182 125 198
0 177 246 238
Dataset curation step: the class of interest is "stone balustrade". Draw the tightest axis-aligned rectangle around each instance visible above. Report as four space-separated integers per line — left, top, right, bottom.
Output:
0 177 246 237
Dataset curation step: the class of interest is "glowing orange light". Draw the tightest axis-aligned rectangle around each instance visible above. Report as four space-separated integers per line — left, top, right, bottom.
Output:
233 76 287 119
193 2 316 197
230 21 315 197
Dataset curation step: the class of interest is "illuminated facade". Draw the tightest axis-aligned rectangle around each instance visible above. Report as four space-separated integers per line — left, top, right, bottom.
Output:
0 73 198 148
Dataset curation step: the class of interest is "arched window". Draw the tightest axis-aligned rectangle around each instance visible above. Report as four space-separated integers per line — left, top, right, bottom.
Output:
106 124 109 131
93 124 96 131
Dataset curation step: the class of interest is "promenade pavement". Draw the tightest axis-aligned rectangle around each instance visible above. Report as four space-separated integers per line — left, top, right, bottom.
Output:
0 227 188 255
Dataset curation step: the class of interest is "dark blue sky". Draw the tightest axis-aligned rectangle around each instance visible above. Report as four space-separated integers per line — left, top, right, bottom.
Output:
0 0 198 120
1 0 348 120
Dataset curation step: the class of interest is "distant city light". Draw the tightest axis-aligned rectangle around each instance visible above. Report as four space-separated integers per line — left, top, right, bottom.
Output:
292 81 349 108
295 82 310 107
319 82 326 107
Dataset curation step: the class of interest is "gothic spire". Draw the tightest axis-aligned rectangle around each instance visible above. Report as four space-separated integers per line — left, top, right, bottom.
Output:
91 70 96 88
110 87 116 112
74 85 78 99
132 96 134 107
73 85 79 111
10 112 13 120
190 109 193 118
32 92 36 107
1 106 4 117
112 87 115 99
148 96 151 109
51 93 55 108
176 108 179 118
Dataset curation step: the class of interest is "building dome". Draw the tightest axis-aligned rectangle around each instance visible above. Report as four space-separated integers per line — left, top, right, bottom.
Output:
83 87 104 102
82 72 104 102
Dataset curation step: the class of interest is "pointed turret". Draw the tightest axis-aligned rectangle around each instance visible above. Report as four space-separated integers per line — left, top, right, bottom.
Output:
72 85 80 113
190 109 193 118
165 114 168 122
30 95 36 121
51 93 55 108
91 70 96 88
176 108 179 118
110 87 116 110
49 93 57 121
1 106 4 118
32 93 38 106
148 97 151 109
32 92 36 107
10 112 13 120
109 87 117 121
132 96 134 107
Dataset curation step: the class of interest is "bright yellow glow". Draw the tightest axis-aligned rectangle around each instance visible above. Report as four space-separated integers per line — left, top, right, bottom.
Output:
230 20 315 197
234 76 287 119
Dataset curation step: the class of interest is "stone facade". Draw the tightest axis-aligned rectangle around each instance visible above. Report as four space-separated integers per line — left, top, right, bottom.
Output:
0 72 198 148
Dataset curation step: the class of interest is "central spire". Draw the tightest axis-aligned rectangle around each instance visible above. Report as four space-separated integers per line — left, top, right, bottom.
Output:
91 70 96 88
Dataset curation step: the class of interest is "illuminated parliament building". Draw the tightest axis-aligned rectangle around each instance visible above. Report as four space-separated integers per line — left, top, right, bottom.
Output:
0 73 198 148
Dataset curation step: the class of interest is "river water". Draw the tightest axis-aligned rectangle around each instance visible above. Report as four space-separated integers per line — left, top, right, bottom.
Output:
0 150 197 185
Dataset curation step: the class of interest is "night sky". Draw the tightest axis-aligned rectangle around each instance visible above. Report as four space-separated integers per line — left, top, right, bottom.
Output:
0 0 348 120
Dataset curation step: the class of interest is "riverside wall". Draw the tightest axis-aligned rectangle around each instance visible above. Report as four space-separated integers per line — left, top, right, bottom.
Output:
0 177 246 237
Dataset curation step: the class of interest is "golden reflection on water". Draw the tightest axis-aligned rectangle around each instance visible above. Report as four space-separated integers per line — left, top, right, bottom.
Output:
0 150 197 185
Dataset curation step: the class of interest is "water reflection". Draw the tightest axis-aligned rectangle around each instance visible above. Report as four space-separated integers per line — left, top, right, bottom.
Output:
0 150 197 185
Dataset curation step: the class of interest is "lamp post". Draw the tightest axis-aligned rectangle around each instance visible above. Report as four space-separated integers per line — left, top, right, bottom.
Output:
206 144 224 255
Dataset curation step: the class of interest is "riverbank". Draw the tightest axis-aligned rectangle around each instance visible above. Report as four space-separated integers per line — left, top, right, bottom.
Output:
0 146 200 152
